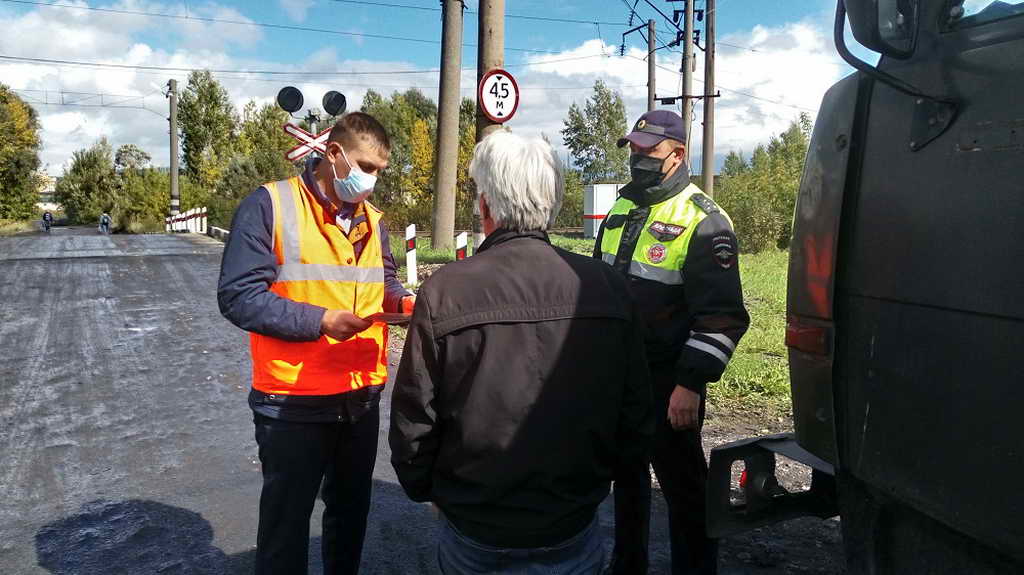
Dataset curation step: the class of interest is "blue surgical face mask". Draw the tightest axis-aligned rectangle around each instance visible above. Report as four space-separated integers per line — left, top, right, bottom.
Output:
331 145 377 203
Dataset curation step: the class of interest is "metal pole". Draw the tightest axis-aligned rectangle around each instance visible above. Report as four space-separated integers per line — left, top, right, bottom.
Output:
702 0 716 196
682 0 695 164
432 0 464 251
647 19 656 112
168 79 180 217
473 0 504 250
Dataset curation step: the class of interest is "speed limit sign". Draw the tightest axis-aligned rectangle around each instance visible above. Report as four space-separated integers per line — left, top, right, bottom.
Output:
478 68 520 124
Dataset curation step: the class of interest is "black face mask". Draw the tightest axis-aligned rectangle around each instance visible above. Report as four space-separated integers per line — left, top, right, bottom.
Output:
629 153 670 189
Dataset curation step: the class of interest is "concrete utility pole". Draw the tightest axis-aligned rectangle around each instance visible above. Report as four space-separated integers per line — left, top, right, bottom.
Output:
681 0 695 163
647 19 656 112
167 79 180 217
432 0 464 251
473 0 504 250
702 0 716 196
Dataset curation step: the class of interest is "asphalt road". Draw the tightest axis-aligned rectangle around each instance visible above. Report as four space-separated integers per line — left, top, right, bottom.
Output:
0 228 841 574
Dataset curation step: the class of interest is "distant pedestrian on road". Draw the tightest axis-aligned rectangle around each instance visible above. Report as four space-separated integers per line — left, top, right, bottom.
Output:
99 212 111 234
596 110 750 575
41 211 52 232
217 112 414 575
390 130 654 575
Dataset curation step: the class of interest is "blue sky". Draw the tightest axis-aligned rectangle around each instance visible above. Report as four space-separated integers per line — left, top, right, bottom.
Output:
237 0 839 68
0 0 855 174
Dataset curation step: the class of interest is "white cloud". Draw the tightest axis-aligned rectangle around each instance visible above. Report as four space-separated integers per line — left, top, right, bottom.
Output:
279 0 314 23
511 21 851 171
1 1 851 177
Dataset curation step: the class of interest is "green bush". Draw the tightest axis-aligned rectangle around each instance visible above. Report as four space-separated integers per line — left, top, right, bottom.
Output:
716 115 811 253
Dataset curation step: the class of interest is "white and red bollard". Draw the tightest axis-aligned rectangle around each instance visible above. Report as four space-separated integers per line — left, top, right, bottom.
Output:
455 232 468 260
405 224 418 286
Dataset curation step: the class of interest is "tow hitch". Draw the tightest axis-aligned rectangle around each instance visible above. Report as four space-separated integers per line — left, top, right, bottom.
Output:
707 433 839 538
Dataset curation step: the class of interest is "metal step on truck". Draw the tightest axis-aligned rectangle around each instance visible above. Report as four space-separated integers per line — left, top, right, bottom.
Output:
706 1 1024 572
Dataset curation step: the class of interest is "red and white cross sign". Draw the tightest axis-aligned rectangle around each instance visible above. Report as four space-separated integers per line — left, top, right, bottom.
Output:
283 123 332 162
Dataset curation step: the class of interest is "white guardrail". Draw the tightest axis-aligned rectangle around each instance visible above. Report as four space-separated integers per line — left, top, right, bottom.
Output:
165 207 208 234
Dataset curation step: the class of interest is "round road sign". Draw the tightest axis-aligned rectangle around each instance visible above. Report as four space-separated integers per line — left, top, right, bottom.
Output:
478 68 519 124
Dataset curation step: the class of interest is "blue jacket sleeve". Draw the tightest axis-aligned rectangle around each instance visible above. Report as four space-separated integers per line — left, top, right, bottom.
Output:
380 221 414 313
217 188 326 341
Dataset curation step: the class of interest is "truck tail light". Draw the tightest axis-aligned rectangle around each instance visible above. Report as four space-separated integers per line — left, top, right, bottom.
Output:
785 317 832 356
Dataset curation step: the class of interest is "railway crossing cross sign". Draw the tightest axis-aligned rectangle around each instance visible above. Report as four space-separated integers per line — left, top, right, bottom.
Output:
283 123 332 162
478 68 520 124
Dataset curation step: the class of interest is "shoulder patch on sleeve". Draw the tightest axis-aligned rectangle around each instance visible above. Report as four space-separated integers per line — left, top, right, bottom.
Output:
711 234 737 269
689 193 720 215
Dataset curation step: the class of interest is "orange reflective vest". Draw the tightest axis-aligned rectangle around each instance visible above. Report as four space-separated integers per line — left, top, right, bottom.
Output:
251 176 388 396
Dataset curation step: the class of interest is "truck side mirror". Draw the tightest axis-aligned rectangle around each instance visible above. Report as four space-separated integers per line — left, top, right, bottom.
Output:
844 0 918 59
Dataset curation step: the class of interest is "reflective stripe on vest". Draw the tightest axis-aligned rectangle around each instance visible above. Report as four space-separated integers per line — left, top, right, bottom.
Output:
600 184 732 286
250 176 388 396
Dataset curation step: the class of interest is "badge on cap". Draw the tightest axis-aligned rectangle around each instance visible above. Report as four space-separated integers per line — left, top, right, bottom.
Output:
636 119 647 130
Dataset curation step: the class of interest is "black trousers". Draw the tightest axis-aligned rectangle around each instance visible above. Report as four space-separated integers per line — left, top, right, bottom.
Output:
253 406 380 575
611 368 717 575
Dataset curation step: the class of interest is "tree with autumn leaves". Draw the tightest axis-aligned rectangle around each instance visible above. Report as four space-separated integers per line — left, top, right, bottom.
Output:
0 84 44 220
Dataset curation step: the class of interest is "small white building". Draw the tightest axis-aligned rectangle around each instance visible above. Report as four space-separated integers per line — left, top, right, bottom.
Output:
583 183 625 238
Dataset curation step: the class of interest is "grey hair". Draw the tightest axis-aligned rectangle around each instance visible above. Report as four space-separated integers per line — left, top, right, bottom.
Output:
469 130 565 232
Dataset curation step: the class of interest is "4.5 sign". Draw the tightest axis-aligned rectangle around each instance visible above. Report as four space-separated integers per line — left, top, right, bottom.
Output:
478 68 520 124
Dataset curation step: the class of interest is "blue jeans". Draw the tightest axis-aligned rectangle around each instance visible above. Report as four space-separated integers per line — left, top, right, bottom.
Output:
438 515 604 575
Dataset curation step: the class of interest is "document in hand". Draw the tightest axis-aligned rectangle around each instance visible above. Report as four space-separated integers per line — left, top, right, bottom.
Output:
363 312 412 326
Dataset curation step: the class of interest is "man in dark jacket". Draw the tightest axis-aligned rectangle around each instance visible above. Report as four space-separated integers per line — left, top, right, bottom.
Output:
389 130 654 574
597 110 750 575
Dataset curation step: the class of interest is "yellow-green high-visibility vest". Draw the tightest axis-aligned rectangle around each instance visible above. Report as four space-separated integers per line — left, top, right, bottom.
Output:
599 183 732 285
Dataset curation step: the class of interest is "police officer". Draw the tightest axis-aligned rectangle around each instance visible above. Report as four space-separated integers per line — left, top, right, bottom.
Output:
217 112 414 575
596 110 750 575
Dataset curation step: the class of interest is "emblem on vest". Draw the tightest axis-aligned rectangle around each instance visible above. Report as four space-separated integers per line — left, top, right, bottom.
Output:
712 235 736 269
648 221 686 242
647 243 668 264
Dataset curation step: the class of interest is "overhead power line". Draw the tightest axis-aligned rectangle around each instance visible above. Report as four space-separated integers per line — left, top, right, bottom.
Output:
12 88 164 116
0 52 610 78
0 0 567 55
329 0 627 26
630 55 818 112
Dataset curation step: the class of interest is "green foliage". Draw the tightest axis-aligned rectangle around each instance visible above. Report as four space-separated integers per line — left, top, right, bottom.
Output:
0 83 43 219
561 80 630 184
178 70 240 190
118 167 170 233
55 138 119 224
554 169 585 229
360 88 436 207
548 232 592 255
114 144 151 172
209 154 266 228
716 114 812 253
360 90 477 233
238 101 297 181
454 98 478 231
710 249 791 411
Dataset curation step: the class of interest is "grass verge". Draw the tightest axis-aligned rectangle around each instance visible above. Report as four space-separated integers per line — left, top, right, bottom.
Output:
710 249 790 415
0 220 37 236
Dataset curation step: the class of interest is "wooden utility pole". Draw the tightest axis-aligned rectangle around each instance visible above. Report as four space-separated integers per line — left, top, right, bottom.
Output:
473 0 504 249
702 0 716 196
647 19 656 112
168 79 180 217
681 0 695 163
432 0 464 251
